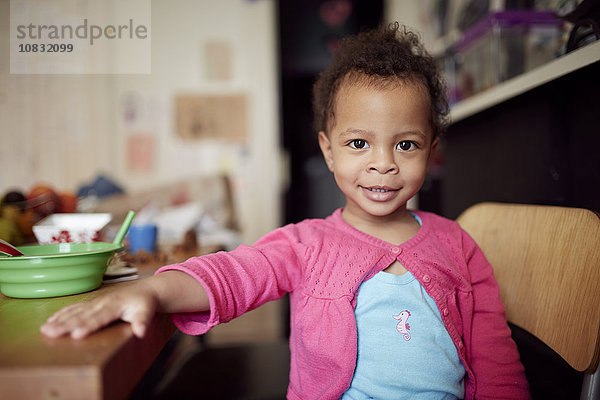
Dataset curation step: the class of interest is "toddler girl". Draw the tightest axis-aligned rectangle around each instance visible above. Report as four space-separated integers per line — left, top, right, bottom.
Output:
42 22 530 399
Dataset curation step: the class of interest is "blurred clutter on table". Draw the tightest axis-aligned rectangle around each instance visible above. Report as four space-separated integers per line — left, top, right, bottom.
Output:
0 174 282 345
0 173 241 268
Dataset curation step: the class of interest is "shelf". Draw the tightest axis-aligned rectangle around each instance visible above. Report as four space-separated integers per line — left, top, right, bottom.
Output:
449 40 600 123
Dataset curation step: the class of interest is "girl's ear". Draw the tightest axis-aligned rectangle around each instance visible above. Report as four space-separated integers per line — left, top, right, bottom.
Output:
318 131 334 172
428 137 440 162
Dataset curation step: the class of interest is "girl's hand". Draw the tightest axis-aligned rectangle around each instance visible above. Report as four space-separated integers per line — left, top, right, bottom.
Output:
40 270 209 339
40 280 158 339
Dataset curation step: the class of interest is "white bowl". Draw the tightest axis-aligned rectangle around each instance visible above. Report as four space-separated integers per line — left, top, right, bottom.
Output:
33 213 112 244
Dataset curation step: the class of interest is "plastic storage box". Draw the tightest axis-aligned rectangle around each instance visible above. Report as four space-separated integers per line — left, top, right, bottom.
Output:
453 11 565 99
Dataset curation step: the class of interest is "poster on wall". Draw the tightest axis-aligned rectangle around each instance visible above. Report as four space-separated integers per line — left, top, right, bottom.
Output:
121 91 160 172
204 40 232 81
126 134 156 172
175 94 247 141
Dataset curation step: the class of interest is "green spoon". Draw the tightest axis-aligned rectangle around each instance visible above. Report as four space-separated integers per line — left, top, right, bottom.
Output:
113 210 136 246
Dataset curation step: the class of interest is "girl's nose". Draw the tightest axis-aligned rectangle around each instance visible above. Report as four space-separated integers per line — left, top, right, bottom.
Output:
368 149 398 174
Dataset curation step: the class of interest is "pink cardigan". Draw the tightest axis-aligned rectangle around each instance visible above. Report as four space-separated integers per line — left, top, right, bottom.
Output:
157 209 530 399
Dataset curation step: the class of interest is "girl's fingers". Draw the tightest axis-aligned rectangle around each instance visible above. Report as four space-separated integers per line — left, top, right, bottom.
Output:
68 304 120 339
41 298 121 338
46 302 86 323
41 306 87 337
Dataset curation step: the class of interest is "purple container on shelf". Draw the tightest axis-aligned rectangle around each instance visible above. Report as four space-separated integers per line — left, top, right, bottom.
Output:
453 11 565 98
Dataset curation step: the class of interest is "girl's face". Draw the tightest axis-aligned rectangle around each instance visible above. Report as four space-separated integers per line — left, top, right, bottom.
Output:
318 80 437 225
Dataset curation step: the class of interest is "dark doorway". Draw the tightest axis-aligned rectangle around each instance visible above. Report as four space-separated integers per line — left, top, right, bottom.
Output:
277 0 384 224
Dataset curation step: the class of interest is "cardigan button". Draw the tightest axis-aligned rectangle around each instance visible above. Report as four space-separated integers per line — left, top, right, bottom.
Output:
442 308 449 316
422 274 431 283
391 247 401 254
458 341 464 350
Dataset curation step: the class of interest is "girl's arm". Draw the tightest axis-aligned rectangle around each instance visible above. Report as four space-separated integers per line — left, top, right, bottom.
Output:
41 222 305 340
40 270 209 339
157 225 305 336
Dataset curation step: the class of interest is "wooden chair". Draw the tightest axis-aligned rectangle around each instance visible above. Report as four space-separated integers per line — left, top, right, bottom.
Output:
457 203 600 400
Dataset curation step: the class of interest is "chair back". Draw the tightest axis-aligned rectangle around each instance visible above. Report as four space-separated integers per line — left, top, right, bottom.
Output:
457 202 600 373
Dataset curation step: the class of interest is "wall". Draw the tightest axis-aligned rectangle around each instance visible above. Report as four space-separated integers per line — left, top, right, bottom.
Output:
385 0 469 52
442 60 600 219
385 0 439 48
0 0 282 243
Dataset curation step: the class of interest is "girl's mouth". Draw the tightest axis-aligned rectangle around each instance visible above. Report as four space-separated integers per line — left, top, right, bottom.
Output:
361 186 399 201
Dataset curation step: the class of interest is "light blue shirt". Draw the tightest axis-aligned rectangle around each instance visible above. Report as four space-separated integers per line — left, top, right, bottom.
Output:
342 269 465 400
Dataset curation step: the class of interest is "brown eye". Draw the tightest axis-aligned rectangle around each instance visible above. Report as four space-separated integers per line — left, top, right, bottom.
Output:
397 141 416 151
350 139 368 149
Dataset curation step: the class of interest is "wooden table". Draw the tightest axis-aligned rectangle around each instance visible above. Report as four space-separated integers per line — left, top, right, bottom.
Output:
0 254 186 400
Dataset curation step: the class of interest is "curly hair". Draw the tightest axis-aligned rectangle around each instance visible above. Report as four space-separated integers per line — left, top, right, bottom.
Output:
312 22 449 139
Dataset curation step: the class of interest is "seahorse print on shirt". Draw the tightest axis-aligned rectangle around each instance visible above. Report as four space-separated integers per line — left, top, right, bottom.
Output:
393 310 411 341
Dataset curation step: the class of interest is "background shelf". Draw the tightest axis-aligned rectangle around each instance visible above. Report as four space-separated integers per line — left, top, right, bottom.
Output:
450 41 600 123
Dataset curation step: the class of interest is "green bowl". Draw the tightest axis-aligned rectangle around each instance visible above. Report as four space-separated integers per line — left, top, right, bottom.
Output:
0 242 122 298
